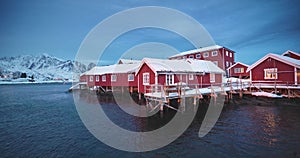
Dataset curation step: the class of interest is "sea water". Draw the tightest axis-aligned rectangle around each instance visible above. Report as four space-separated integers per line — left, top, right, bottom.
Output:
0 84 300 157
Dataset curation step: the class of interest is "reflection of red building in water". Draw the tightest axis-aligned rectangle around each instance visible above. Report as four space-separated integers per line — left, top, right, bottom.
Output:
247 53 300 85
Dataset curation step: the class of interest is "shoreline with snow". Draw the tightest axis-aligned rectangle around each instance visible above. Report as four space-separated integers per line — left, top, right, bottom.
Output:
0 80 73 85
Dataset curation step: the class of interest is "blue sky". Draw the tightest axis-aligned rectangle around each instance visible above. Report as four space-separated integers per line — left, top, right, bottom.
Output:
0 0 299 65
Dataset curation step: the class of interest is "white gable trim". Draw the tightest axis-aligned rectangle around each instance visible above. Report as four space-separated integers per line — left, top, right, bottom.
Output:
227 62 249 71
135 59 156 76
246 53 300 72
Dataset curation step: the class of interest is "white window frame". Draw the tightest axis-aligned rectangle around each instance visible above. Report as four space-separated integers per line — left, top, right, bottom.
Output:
102 75 106 82
203 52 209 58
212 51 218 56
89 76 93 82
210 73 215 83
230 52 232 58
166 74 175 85
226 61 229 67
213 61 218 66
226 51 229 56
189 55 194 59
128 74 134 81
230 62 232 66
95 75 99 82
111 74 117 82
264 68 277 79
189 74 194 80
143 73 150 85
234 68 244 73
196 54 201 59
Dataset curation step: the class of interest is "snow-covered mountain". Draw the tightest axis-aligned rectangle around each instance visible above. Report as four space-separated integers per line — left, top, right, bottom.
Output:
0 53 93 82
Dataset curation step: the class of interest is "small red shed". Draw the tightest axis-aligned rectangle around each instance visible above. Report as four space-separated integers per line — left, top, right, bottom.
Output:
227 62 250 78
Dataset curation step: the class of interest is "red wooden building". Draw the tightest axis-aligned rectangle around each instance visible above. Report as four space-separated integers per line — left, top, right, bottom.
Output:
168 45 235 72
135 58 225 93
80 63 140 90
227 62 250 78
247 53 300 85
282 50 300 60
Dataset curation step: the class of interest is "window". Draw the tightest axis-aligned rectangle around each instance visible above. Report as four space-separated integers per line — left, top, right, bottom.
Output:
226 51 229 56
196 54 201 58
189 74 194 80
203 52 209 58
89 76 93 82
96 76 99 82
111 75 117 82
189 55 194 59
264 68 277 79
234 68 244 73
213 61 218 66
230 62 232 66
128 74 134 81
166 74 174 85
143 73 150 85
212 51 218 56
226 61 229 67
102 75 106 82
230 52 232 58
210 73 215 83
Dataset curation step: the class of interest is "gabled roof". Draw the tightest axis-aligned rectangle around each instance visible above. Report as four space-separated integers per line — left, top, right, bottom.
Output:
118 58 141 64
169 45 232 58
135 58 225 75
81 63 139 76
246 53 300 72
282 50 300 59
227 62 249 70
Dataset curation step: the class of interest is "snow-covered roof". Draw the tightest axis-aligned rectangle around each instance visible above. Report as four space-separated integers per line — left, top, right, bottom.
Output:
169 45 225 58
282 50 300 58
81 63 140 76
247 53 300 72
226 62 249 70
118 59 141 64
136 58 225 75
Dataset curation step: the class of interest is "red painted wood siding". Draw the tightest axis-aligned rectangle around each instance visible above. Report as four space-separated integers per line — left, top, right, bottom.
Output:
90 73 138 87
79 75 87 82
169 47 235 70
228 63 250 78
251 57 295 84
137 63 156 93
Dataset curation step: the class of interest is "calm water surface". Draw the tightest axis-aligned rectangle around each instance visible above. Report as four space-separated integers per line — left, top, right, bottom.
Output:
0 84 300 158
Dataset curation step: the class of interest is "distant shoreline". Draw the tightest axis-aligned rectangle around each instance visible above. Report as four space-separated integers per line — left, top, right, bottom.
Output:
0 81 73 85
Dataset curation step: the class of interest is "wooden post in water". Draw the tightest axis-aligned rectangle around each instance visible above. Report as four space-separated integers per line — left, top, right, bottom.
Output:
160 100 163 112
239 76 243 98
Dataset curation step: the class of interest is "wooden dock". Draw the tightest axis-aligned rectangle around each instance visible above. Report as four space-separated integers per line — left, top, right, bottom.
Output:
143 81 251 112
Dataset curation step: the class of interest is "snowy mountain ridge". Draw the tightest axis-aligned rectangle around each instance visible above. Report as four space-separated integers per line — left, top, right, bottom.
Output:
0 53 95 82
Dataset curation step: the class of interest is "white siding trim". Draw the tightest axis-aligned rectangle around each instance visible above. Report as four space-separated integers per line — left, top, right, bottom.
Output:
295 67 297 85
155 72 158 85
